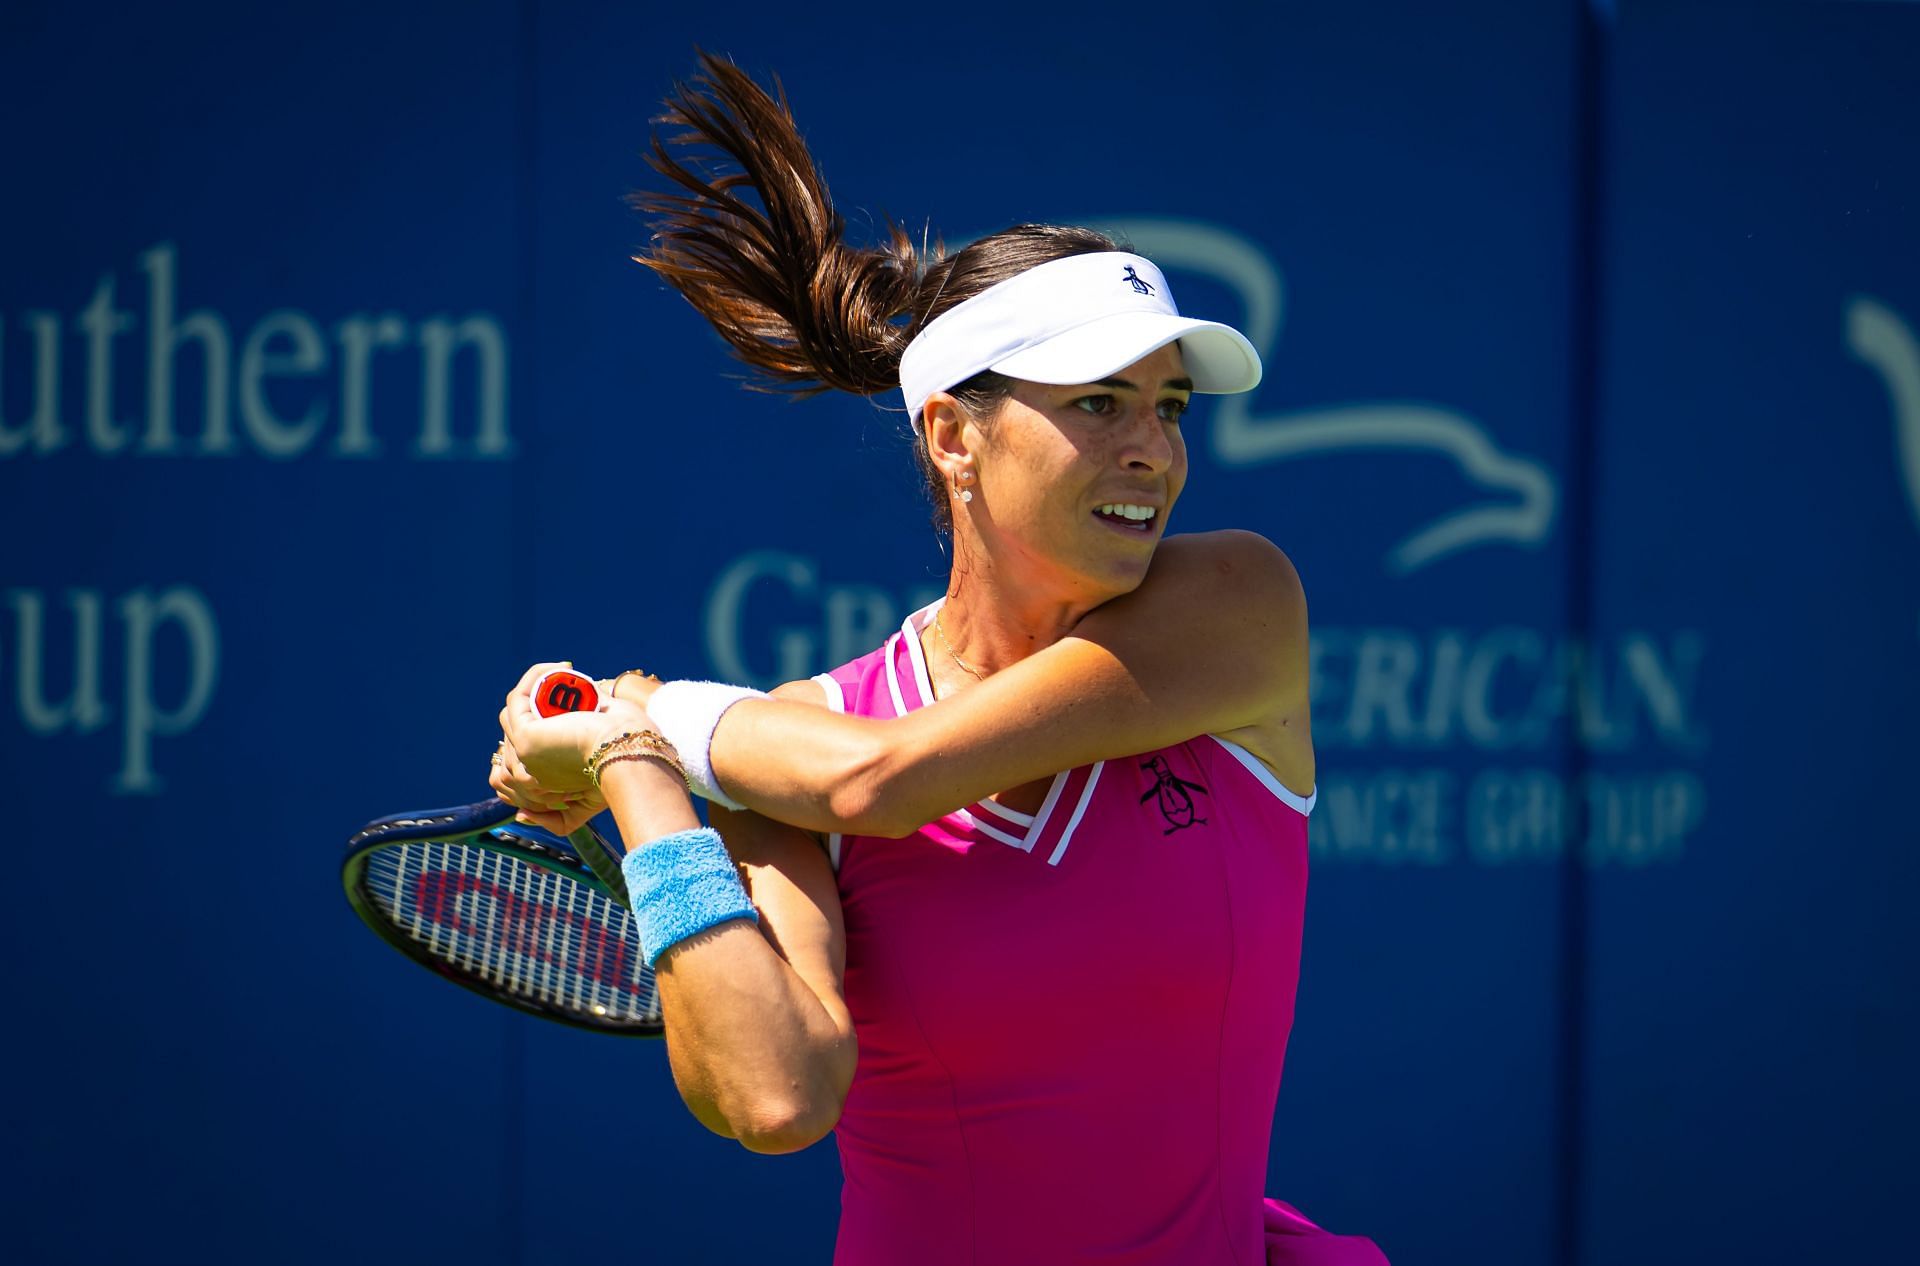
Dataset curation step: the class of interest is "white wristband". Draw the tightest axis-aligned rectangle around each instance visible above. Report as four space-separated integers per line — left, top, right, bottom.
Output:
645 680 769 811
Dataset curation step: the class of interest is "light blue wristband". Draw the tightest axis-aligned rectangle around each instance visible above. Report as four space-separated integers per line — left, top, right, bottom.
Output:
620 827 759 968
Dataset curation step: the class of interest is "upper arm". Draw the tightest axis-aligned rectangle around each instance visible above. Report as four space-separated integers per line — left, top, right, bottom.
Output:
1067 529 1309 739
708 802 850 1027
711 677 848 1023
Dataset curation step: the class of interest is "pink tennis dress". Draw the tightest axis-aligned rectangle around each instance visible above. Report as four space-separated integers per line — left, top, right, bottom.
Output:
815 602 1387 1266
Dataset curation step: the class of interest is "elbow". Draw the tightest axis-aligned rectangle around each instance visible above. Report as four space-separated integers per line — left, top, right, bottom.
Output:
826 729 921 838
673 1053 845 1151
827 784 918 840
724 1030 856 1154
730 1093 844 1155
824 777 883 836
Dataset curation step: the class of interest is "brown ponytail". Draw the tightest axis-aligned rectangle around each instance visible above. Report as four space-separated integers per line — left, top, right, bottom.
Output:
631 53 922 396
630 52 1119 528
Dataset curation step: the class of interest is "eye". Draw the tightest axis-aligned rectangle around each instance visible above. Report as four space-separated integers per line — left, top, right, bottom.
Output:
1158 397 1191 423
1072 394 1118 416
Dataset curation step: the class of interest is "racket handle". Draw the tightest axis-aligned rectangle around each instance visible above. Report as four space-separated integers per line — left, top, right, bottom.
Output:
569 823 632 905
527 670 630 899
525 669 631 901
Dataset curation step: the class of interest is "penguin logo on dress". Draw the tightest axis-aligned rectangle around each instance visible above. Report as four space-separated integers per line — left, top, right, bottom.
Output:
1140 754 1208 834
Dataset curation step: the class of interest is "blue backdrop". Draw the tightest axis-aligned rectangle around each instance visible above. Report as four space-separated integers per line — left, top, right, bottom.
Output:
3 2 1914 1263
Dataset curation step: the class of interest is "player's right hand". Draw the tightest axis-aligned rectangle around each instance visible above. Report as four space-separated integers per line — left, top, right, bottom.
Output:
489 732 606 831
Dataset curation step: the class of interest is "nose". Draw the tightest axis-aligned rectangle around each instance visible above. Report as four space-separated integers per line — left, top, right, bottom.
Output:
1121 400 1176 474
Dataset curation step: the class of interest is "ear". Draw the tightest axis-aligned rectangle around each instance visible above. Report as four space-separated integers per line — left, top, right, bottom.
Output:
920 391 975 483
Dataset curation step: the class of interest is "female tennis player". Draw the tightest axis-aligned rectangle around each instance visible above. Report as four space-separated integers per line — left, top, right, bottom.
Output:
492 55 1386 1266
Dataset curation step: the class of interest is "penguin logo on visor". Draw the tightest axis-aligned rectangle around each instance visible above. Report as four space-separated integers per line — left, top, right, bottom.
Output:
1122 265 1155 296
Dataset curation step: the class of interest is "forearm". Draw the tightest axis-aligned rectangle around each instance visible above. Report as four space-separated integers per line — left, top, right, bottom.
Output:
622 671 956 837
597 761 853 1150
700 658 1177 837
706 700 980 838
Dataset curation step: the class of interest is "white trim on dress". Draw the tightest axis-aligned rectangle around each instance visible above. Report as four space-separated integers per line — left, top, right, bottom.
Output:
882 632 907 719
1207 735 1317 816
815 672 848 870
900 599 941 709
1047 762 1105 866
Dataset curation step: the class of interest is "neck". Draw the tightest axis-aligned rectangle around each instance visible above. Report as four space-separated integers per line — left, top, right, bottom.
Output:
929 553 1108 684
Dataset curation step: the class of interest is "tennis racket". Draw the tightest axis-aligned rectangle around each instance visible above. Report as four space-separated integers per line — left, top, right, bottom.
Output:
342 698 666 1035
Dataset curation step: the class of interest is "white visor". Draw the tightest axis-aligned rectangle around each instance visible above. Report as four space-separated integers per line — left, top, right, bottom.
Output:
898 250 1261 423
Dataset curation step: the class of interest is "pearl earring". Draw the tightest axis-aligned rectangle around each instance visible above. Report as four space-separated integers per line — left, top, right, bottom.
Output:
957 471 973 504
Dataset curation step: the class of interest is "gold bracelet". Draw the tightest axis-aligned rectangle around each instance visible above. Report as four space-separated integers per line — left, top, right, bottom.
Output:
584 729 674 779
590 749 681 786
584 728 686 789
586 731 676 787
583 729 641 772
591 735 686 788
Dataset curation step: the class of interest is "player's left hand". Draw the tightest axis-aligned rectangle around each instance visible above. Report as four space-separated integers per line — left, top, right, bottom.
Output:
492 662 650 824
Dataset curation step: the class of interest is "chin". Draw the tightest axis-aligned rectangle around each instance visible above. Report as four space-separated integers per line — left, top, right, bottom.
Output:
1085 549 1156 597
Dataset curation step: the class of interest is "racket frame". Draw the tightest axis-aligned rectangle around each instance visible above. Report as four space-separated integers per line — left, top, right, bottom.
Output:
341 797 661 1036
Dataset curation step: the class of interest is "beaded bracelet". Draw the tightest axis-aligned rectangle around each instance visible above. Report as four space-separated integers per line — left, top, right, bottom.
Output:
583 728 643 773
586 729 684 785
584 728 686 789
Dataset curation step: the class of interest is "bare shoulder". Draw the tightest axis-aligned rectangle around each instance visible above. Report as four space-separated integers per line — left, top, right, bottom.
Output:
1077 529 1313 793
1083 529 1308 651
1146 529 1306 616
1071 529 1309 701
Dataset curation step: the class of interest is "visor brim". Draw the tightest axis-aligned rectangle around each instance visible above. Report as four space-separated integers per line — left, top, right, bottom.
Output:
989 312 1262 395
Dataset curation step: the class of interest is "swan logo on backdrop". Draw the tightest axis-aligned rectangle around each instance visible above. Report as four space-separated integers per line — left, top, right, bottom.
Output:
2 243 513 792
701 219 1709 870
1844 295 1920 550
1100 218 1557 575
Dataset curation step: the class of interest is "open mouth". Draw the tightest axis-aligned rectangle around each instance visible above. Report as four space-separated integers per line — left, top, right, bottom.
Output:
1091 503 1159 534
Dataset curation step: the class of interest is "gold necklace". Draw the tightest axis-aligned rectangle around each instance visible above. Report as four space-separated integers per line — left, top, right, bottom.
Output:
933 609 986 682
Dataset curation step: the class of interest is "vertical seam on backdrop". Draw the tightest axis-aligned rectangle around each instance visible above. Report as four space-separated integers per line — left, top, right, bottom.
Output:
1556 5 1612 1264
505 3 540 1265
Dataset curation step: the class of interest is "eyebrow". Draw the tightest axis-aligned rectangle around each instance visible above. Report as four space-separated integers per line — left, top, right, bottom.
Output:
1093 376 1195 392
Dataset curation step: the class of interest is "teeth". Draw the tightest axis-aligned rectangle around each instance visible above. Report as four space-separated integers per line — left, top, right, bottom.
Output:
1097 504 1157 522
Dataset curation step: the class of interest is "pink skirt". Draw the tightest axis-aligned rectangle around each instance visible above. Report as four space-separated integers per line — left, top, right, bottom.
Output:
1264 1199 1390 1266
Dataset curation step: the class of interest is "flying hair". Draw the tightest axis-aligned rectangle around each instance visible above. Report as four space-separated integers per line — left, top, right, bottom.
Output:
631 53 925 396
629 52 1119 528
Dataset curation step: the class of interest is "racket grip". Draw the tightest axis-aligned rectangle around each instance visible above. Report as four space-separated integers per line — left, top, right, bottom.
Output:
530 670 629 901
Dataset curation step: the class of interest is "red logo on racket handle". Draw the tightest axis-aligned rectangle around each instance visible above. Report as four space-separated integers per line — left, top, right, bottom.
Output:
531 669 600 718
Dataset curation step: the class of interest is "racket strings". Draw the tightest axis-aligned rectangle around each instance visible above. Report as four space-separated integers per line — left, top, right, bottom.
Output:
362 840 662 1026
